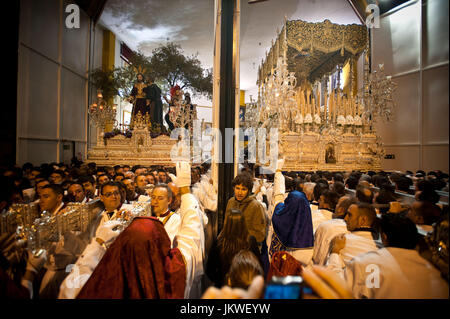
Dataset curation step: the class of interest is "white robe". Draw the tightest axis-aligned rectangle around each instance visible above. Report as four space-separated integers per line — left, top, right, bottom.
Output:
312 218 349 265
343 247 449 299
326 230 380 278
58 204 135 299
173 193 206 299
253 179 268 211
311 208 333 234
156 211 181 244
192 175 217 212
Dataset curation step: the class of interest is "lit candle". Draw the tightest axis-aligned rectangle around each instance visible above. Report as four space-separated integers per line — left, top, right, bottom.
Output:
348 97 351 117
352 98 355 117
307 89 311 114
317 90 321 117
312 97 315 116
338 93 342 116
331 92 335 121
345 97 349 117
303 90 306 116
344 96 348 117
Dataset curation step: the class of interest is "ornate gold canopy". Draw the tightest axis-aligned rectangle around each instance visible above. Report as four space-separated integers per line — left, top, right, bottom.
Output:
258 19 368 85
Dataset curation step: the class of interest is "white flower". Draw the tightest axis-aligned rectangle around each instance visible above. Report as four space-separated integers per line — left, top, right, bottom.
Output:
304 113 313 124
337 115 346 126
353 115 362 126
314 114 321 124
345 115 354 125
295 113 303 124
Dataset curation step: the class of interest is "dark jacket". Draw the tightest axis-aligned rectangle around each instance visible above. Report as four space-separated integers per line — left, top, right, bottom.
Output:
225 195 267 243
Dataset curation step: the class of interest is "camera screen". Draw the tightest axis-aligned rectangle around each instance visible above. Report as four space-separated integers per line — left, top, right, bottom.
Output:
264 284 301 299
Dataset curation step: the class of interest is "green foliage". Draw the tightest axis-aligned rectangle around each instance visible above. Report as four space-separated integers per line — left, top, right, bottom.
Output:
90 43 212 100
148 42 212 98
90 68 122 101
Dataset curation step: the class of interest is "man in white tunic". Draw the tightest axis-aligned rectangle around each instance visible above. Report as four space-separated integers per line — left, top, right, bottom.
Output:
58 182 134 299
312 196 356 266
325 202 381 276
311 189 340 233
150 184 181 243
337 213 448 299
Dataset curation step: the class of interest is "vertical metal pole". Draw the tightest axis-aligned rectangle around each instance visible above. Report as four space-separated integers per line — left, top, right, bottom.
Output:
217 0 237 232
56 0 63 162
419 0 423 170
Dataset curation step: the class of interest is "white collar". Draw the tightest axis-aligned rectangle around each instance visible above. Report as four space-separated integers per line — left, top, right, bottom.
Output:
103 208 119 220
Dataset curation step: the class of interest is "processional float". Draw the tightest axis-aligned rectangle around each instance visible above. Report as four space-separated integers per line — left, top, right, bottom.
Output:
86 87 198 166
243 18 397 172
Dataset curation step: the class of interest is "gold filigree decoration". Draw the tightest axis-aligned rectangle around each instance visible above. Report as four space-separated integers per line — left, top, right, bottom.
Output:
258 19 367 85
131 111 151 130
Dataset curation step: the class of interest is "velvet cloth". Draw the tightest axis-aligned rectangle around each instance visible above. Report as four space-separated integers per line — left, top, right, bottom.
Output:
77 217 186 299
267 251 303 282
147 83 163 127
130 84 150 119
0 267 30 299
271 191 314 249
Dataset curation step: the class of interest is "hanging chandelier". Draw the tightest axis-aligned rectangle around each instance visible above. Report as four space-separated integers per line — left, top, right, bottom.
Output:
361 63 398 123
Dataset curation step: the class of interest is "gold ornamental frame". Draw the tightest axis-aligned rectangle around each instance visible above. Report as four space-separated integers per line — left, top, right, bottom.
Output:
257 19 368 85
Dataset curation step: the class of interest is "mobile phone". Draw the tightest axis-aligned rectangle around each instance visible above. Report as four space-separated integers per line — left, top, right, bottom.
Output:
264 276 307 299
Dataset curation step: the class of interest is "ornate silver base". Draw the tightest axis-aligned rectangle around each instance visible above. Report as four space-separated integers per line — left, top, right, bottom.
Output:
87 127 177 166
277 130 382 172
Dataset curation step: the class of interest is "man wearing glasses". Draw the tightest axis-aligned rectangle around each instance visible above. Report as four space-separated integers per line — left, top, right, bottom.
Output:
99 181 127 221
59 181 132 298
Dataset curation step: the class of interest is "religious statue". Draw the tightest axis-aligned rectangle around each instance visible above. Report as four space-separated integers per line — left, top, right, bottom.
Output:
182 92 197 130
129 73 150 129
325 144 336 164
163 85 183 132
146 75 164 131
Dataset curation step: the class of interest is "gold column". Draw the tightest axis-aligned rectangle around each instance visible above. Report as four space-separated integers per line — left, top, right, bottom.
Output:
102 30 116 132
240 90 246 106
102 30 115 72
351 57 358 98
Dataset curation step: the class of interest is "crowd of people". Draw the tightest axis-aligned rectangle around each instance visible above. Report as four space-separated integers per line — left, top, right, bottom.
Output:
0 159 449 299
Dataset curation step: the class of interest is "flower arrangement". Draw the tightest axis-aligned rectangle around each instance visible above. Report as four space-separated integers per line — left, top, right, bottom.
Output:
314 114 321 125
294 113 304 125
353 115 362 126
345 115 354 126
103 128 133 140
304 113 313 124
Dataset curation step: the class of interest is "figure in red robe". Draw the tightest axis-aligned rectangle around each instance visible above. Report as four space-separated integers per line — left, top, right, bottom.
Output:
76 217 186 299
